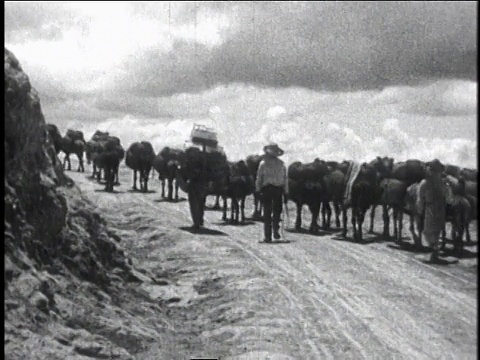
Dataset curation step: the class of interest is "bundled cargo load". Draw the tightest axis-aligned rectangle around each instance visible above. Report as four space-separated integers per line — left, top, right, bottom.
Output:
159 146 184 159
288 159 329 183
153 147 184 176
178 124 227 183
91 130 110 143
65 129 85 142
85 131 125 191
190 124 218 148
177 124 229 228
179 146 228 184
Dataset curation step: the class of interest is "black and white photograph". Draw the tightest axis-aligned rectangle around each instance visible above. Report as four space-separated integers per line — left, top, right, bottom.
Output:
5 1 477 359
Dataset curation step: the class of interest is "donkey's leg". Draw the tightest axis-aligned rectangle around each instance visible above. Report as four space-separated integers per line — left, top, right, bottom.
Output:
369 204 376 234
132 171 137 190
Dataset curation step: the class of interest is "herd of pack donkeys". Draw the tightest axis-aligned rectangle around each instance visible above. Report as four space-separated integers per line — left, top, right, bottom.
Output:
45 124 477 255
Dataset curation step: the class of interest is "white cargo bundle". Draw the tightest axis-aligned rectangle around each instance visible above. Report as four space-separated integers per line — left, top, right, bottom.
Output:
184 139 223 153
190 124 218 148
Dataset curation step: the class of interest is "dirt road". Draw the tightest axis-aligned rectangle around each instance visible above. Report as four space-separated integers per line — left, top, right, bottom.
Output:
68 166 477 359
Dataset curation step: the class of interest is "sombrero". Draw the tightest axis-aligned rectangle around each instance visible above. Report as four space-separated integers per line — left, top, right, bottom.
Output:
263 143 284 157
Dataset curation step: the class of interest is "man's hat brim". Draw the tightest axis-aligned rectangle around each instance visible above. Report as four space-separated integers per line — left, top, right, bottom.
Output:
263 144 284 157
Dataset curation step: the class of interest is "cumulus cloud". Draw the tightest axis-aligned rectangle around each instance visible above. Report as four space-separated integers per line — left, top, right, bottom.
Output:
77 114 476 170
73 116 208 153
6 2 476 98
298 119 477 168
32 78 475 169
4 2 88 43
415 137 477 167
376 118 414 158
266 105 287 120
372 80 477 117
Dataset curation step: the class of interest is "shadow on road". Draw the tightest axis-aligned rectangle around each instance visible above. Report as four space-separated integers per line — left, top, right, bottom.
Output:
88 178 121 186
179 226 228 236
94 189 126 194
387 242 431 253
154 198 187 203
126 189 157 194
205 206 223 211
442 238 478 248
442 247 477 259
329 232 387 244
320 227 344 234
361 234 391 244
285 228 330 237
417 257 459 266
214 220 257 227
258 240 293 245
247 215 265 222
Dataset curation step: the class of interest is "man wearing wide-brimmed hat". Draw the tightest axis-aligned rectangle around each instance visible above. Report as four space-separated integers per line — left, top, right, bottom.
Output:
416 158 454 263
255 143 288 242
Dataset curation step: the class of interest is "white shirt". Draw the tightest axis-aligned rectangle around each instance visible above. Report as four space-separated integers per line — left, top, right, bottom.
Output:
255 156 288 194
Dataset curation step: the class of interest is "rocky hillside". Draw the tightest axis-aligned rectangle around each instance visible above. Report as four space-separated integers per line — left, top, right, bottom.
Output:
4 48 150 359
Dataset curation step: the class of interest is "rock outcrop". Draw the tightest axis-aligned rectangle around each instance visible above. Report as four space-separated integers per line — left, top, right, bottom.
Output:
4 47 142 359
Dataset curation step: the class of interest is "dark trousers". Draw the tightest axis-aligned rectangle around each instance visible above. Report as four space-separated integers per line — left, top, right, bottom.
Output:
188 181 207 228
261 185 284 240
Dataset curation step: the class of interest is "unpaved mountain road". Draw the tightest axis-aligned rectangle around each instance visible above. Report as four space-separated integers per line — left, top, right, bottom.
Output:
68 166 477 360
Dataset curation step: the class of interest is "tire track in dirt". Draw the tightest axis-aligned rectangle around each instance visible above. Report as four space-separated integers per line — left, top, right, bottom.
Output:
205 220 375 359
68 171 476 359
213 216 476 359
77 179 324 358
322 237 476 311
374 216 477 284
116 192 338 359
219 226 401 359
302 232 477 356
293 244 476 359
130 192 330 358
212 243 338 359
382 246 473 285
129 192 476 358
297 202 476 286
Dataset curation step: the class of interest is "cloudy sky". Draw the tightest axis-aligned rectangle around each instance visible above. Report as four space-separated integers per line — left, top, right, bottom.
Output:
5 1 478 168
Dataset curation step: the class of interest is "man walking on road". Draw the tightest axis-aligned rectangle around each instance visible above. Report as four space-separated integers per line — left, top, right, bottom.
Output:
187 172 208 230
416 159 454 263
255 143 288 243
176 148 208 230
